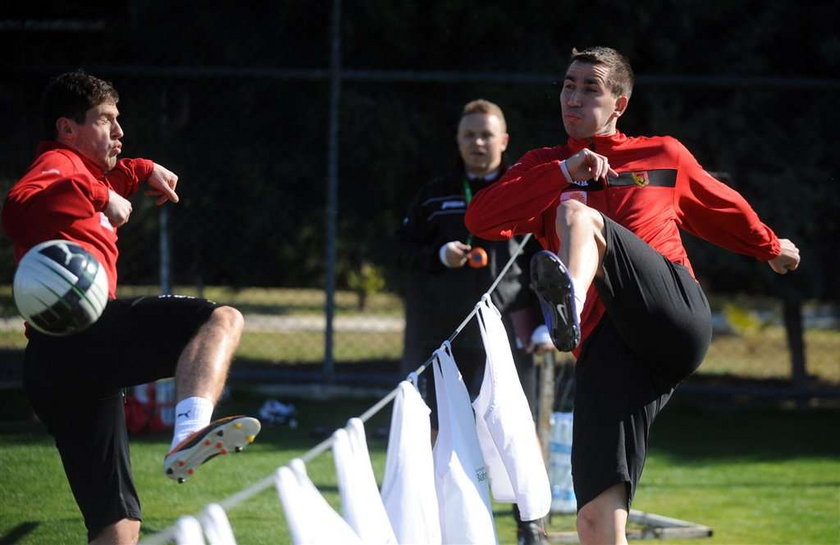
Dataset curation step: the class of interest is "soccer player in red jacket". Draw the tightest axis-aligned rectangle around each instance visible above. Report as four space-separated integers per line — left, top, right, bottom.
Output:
465 47 800 545
2 71 260 545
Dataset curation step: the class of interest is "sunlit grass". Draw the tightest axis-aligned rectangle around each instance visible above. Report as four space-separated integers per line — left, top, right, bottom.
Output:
1 394 837 544
703 327 840 383
237 330 403 362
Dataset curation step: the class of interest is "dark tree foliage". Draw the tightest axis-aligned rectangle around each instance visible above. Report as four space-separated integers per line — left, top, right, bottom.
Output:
0 0 836 303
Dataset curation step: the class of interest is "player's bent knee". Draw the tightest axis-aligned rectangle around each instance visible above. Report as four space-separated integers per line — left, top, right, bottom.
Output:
557 199 600 229
209 305 244 336
576 502 601 531
558 197 587 216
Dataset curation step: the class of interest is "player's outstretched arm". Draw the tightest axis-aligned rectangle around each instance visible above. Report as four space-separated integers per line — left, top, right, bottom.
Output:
465 148 570 240
768 238 800 275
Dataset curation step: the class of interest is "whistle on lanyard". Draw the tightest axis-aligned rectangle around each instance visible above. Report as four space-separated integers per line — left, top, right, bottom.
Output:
462 178 488 268
467 246 488 268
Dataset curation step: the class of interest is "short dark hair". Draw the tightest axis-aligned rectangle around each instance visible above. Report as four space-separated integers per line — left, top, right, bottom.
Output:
42 70 119 139
568 47 634 98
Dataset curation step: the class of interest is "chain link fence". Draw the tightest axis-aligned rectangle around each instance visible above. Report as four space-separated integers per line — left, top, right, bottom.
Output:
0 64 838 392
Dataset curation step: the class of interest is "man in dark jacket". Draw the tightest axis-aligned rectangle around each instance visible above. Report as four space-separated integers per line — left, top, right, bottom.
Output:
397 99 553 544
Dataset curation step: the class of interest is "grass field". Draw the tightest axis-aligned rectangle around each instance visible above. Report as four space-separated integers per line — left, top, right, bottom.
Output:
0 391 838 544
0 286 837 543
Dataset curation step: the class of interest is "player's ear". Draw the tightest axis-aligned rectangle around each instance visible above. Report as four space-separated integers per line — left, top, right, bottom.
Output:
55 117 74 140
614 95 629 118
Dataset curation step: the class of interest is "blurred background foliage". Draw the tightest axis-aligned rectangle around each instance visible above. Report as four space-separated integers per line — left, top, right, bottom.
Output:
0 0 837 304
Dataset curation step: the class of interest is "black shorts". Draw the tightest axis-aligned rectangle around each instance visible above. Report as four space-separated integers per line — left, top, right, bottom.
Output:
23 295 219 541
571 215 711 510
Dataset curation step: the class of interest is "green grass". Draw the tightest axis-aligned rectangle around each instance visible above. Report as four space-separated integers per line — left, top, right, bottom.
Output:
238 330 403 362
629 404 840 545
702 328 840 383
0 330 27 350
0 287 837 542
1 285 837 384
1 392 838 545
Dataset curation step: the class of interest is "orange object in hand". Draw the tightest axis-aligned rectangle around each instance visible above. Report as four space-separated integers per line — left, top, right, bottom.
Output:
467 246 488 268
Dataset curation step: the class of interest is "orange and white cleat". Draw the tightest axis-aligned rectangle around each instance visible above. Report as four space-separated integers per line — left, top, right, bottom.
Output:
164 415 261 483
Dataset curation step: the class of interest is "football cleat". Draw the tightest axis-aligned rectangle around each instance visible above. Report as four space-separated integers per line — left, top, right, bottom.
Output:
164 415 261 483
530 250 580 352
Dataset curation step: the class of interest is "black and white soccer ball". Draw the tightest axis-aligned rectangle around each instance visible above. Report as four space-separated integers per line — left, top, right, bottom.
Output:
13 240 109 336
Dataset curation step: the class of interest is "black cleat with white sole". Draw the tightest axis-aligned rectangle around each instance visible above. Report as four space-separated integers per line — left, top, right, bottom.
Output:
530 250 580 352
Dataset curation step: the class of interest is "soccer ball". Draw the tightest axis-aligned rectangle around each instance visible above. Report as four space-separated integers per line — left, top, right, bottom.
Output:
13 240 109 336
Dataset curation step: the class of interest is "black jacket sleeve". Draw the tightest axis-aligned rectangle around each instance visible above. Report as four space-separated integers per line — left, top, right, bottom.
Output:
395 181 449 274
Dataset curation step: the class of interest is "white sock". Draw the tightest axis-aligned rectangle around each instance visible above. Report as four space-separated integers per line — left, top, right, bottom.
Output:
570 277 585 323
170 396 214 450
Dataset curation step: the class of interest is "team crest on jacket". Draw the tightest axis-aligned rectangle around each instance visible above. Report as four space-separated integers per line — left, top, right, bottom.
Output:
631 172 650 187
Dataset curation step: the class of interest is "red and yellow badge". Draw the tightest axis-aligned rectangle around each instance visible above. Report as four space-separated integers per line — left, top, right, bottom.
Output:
631 172 650 187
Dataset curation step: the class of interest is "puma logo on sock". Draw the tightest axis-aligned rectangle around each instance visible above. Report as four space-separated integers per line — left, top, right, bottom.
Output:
177 411 191 419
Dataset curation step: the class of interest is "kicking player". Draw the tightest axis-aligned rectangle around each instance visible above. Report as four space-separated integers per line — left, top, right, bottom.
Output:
2 71 260 545
465 47 800 545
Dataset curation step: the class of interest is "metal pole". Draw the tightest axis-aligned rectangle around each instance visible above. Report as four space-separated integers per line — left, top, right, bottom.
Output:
159 88 171 295
537 350 556 464
159 206 171 295
323 0 341 382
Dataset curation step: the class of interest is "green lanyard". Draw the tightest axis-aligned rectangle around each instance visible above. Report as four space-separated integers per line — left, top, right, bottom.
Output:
463 177 474 246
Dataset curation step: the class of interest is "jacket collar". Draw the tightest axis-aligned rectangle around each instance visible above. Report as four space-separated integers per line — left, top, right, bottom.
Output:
567 131 628 153
460 160 508 183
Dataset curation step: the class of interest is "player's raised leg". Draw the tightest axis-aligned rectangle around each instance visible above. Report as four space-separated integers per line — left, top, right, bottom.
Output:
577 484 629 545
530 199 606 351
90 519 140 545
164 306 261 482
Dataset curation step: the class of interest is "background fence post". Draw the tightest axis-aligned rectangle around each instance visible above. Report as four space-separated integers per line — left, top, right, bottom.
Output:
159 206 171 295
323 0 342 382
159 88 171 296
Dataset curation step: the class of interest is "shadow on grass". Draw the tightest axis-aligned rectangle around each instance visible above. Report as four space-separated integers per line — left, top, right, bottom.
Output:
229 357 403 388
0 522 39 545
642 480 840 489
4 351 838 467
651 399 840 463
5 386 840 466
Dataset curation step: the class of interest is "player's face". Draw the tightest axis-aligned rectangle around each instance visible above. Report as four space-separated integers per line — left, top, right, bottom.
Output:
560 61 626 140
457 113 509 177
65 102 124 171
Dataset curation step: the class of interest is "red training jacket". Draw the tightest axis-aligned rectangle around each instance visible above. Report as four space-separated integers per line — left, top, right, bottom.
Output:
2 141 154 297
465 131 781 355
